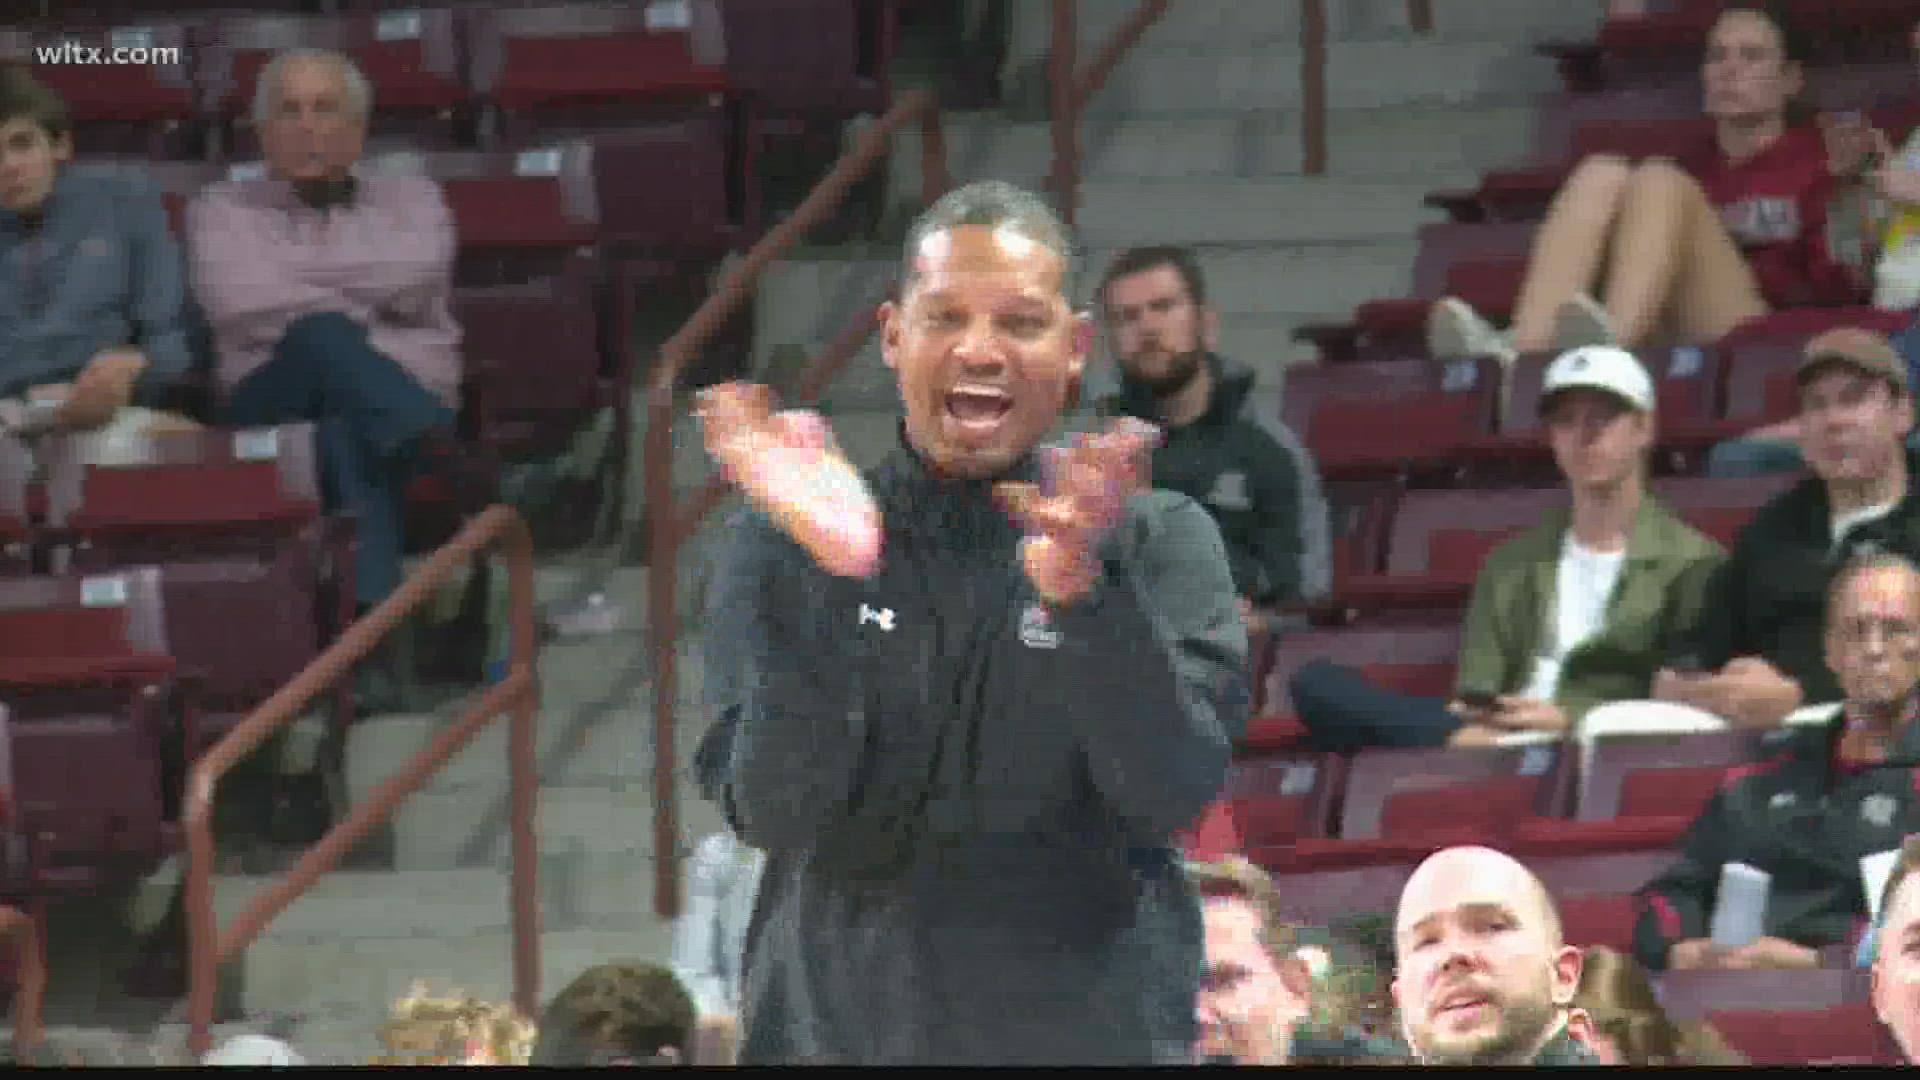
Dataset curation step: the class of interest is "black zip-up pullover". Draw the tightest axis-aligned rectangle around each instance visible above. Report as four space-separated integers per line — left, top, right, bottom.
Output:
697 427 1249 1065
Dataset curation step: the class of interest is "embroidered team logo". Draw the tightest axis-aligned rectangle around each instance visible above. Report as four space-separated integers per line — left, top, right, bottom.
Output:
1862 793 1898 829
1206 471 1252 512
1768 791 1797 812
1018 604 1061 650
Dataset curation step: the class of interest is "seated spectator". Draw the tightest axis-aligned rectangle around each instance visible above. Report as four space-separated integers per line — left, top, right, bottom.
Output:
373 981 536 1065
1635 553 1920 972
1427 4 1857 365
529 962 698 1066
1391 846 1599 1066
0 67 197 456
1709 17 1920 479
1289 347 1722 750
668 829 763 1054
1093 246 1331 635
186 48 475 701
1566 946 1746 1065
1655 329 1919 726
1873 836 1920 1061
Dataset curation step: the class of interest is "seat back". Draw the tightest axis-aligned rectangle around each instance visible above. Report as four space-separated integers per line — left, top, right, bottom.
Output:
1220 752 1346 853
719 0 890 114
1381 486 1568 582
1502 345 1721 441
1532 849 1681 952
1324 479 1398 583
1408 222 1536 300
1576 729 1765 822
469 1 729 114
421 146 600 284
1648 473 1801 550
157 549 320 712
0 568 173 708
452 254 606 420
1265 624 1463 713
1282 357 1501 476
0 25 195 156
1568 116 1716 163
1338 743 1567 842
202 10 465 115
1658 967 1868 1020
44 424 321 561
1707 1000 1894 1065
580 106 745 256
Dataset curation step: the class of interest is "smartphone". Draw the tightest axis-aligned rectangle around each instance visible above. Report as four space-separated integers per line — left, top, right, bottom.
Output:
1457 690 1501 710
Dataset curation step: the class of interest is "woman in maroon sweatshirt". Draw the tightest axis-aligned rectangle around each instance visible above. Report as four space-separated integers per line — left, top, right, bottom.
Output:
1428 3 1856 363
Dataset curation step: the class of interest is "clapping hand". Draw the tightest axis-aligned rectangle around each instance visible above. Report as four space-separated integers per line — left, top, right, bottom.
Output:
695 381 883 579
995 419 1159 606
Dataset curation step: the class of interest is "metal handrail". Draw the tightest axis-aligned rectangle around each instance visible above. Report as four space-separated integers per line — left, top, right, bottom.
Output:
1048 0 1172 223
183 506 542 1059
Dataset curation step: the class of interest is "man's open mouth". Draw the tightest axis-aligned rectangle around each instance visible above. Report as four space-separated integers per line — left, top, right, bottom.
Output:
945 386 1014 430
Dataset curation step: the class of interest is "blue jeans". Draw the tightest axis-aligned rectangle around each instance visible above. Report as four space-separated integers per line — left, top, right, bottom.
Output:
1707 430 1920 479
1288 659 1462 752
224 313 453 606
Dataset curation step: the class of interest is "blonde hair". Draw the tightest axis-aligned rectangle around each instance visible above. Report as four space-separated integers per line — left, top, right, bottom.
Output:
1574 948 1747 1066
1186 855 1300 963
370 981 537 1066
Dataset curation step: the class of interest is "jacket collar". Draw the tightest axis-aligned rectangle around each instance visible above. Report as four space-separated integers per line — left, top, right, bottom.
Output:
1106 352 1253 428
874 420 1041 545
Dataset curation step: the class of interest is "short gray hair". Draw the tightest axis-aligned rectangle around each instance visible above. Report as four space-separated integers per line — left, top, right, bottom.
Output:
900 180 1077 299
251 48 373 130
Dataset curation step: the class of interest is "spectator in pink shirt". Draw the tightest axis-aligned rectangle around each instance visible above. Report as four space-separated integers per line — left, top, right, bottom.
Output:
187 49 473 691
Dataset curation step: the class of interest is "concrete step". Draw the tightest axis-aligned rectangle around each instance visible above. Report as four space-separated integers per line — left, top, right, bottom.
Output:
1083 240 1414 316
1074 176 1451 247
1073 38 1557 115
1006 0 1603 63
884 105 1536 207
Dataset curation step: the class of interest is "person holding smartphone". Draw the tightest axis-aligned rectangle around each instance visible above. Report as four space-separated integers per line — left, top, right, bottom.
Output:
1289 347 1723 749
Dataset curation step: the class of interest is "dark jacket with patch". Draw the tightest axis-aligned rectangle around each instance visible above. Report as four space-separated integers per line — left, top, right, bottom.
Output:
697 427 1249 1065
1100 354 1331 604
1672 449 1920 703
1632 717 1920 971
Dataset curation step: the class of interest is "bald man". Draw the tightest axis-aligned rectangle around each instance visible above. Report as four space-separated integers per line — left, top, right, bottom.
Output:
1873 837 1920 1062
1392 846 1599 1066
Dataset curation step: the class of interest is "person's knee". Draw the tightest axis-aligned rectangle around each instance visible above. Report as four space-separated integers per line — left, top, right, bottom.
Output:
1627 157 1700 199
1564 154 1634 200
1288 660 1346 710
277 311 366 361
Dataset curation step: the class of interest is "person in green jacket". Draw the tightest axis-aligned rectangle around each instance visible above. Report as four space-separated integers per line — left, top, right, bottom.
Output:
1289 345 1725 749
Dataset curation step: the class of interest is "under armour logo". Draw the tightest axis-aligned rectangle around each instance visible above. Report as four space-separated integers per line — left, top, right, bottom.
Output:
1863 793 1898 829
858 603 896 632
1769 791 1797 811
1019 604 1061 649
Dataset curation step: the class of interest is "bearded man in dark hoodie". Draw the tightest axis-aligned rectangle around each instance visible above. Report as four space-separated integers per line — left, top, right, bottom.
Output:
1095 247 1332 634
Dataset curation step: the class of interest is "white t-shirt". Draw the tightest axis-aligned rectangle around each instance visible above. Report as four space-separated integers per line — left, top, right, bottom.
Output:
1833 502 1897 553
1521 536 1627 702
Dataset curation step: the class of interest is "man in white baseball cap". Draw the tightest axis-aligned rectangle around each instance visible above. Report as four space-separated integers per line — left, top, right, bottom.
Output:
1289 345 1724 749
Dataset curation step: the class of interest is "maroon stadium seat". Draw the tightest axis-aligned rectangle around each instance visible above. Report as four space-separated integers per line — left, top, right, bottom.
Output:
1708 1000 1897 1065
1321 479 1397 597
1248 623 1460 751
1658 967 1867 1020
201 10 470 158
1337 486 1568 615
1280 357 1501 480
0 569 174 873
718 0 895 117
469 1 730 144
1218 752 1345 866
1457 345 1721 479
1648 473 1800 551
1298 222 1536 362
569 105 755 258
1511 730 1769 858
1286 742 1570 870
1270 860 1418 924
0 435 31 575
1530 849 1679 952
418 144 601 285
0 24 198 158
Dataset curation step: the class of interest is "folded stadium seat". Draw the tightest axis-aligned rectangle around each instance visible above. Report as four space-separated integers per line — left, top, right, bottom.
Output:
561 104 757 261
1659 967 1869 1020
0 568 175 876
1297 222 1536 363
718 0 895 118
200 10 472 160
1646 473 1800 550
1218 753 1345 868
0 25 200 158
420 143 602 285
38 425 351 752
468 1 731 147
1284 742 1572 872
1527 849 1681 953
1336 486 1569 617
1708 1000 1898 1065
0 436 31 576
1246 622 1461 752
1471 116 1718 224
1279 357 1501 482
1273 478 1397 628
1456 345 1723 480
1510 728 1765 857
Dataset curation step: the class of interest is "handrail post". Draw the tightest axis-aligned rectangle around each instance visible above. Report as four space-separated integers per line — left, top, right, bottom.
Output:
1408 0 1434 35
184 508 542 1060
3 906 42 1060
1048 0 1079 226
1300 0 1328 177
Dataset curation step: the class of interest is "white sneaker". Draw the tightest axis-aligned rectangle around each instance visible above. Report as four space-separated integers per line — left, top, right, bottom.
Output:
1426 296 1514 362
1554 293 1616 352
